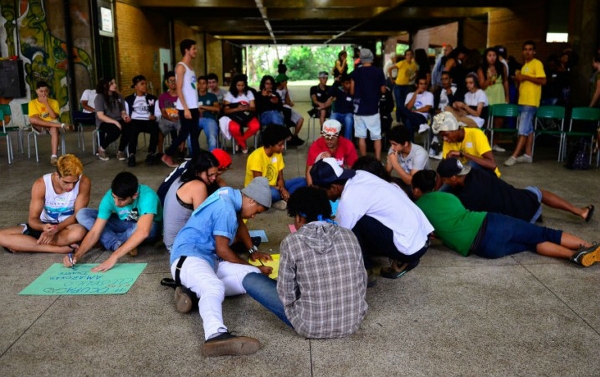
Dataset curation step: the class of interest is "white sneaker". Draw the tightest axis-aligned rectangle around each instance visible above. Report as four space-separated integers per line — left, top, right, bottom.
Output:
418 124 430 134
272 200 287 210
504 156 517 166
492 145 506 152
516 154 533 163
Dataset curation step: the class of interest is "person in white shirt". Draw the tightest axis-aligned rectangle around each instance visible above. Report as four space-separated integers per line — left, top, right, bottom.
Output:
397 76 434 142
446 73 489 129
310 158 433 285
73 89 97 127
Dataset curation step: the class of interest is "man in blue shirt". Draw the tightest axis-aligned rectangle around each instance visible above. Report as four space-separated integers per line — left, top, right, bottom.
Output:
170 177 273 357
64 172 162 272
351 48 387 160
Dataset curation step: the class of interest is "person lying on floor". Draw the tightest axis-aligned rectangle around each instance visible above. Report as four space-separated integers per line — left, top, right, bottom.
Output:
411 169 600 266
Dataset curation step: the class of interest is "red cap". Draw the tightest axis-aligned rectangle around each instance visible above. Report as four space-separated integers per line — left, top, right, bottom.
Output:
211 148 232 169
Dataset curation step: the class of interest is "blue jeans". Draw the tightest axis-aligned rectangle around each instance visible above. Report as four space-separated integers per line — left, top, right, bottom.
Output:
517 105 537 136
270 177 307 202
76 208 160 251
199 118 219 151
331 112 354 140
393 85 412 123
242 272 293 327
474 213 563 259
260 110 284 126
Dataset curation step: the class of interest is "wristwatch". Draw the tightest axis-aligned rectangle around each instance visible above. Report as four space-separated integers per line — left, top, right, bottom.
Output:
248 245 258 254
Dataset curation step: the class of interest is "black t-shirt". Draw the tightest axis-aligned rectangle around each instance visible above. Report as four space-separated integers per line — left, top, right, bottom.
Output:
310 85 331 107
450 168 540 222
328 86 354 114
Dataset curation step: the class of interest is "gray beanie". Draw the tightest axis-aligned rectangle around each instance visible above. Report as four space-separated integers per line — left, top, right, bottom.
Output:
241 177 272 208
360 48 374 63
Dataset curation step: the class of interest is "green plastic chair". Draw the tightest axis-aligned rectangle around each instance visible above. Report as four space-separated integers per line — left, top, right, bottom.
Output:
532 105 565 161
561 107 600 165
0 109 14 164
486 104 519 148
0 103 24 154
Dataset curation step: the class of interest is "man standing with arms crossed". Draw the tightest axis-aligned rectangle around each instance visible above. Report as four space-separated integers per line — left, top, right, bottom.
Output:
162 39 199 168
504 41 546 167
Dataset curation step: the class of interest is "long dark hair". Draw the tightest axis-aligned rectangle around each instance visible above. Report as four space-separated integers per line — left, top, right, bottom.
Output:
228 74 249 98
259 75 276 91
480 47 505 80
180 150 219 184
96 78 120 112
415 49 431 74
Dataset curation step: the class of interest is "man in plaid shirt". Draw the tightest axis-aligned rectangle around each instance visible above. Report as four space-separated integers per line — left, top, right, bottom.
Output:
243 187 367 338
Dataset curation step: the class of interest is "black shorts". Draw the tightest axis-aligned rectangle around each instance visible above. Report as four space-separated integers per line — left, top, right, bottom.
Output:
20 223 43 239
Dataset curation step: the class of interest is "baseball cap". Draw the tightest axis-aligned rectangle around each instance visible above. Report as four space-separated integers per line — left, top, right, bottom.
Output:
360 48 374 63
431 111 465 134
131 75 146 88
310 157 356 186
437 158 472 178
322 119 342 136
241 177 272 209
211 148 232 170
318 71 329 78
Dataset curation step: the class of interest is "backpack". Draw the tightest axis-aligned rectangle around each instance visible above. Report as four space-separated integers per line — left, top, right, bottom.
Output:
565 137 590 170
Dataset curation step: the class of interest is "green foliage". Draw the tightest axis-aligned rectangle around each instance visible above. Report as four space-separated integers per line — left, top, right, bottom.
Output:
246 45 353 84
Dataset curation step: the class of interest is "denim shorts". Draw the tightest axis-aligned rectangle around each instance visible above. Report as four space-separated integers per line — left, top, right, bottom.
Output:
524 186 543 223
517 105 537 136
354 114 381 140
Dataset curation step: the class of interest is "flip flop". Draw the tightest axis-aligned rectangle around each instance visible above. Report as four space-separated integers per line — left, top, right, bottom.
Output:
585 205 595 223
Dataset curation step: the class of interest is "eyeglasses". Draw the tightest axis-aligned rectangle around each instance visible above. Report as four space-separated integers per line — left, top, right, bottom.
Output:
322 133 339 140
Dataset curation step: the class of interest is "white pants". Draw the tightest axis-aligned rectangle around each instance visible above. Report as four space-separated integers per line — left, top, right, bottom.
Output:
171 257 260 340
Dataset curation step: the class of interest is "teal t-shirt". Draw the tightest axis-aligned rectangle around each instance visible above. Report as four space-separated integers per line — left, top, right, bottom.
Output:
198 92 219 120
98 184 163 223
415 192 486 256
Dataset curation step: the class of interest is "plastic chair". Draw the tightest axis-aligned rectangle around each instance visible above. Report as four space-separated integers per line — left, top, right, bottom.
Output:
532 105 565 161
22 102 67 162
486 104 519 147
0 109 14 164
561 107 600 165
0 104 24 154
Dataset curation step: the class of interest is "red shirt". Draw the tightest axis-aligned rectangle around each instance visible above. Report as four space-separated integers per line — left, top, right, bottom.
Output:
306 137 358 167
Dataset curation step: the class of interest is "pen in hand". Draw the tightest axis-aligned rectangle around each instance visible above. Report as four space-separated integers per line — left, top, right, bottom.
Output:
68 252 75 268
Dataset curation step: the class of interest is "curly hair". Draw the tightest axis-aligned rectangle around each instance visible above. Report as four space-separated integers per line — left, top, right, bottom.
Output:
56 154 83 178
262 124 291 147
287 187 332 222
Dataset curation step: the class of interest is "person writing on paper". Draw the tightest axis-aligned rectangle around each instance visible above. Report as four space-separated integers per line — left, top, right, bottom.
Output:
63 172 162 272
242 187 367 338
169 177 272 357
0 154 90 254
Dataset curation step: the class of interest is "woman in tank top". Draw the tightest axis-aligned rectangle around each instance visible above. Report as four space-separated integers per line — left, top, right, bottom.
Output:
0 154 90 253
163 151 220 250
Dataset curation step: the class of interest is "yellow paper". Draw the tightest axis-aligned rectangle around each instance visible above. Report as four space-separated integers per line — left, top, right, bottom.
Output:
249 254 280 279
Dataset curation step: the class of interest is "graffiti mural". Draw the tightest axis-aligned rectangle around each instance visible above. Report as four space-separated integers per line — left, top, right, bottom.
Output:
0 0 94 124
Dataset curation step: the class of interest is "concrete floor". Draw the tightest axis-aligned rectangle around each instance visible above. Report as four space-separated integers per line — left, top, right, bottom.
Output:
0 101 599 377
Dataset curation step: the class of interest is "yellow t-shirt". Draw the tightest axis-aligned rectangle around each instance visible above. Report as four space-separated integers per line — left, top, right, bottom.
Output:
28 98 60 122
395 60 418 86
518 58 545 107
442 127 501 177
244 147 285 187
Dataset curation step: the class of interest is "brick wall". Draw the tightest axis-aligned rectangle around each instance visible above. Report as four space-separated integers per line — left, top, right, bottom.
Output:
173 21 205 76
114 2 169 96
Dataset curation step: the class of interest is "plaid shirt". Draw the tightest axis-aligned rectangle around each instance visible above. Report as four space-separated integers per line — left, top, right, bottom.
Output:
277 221 367 338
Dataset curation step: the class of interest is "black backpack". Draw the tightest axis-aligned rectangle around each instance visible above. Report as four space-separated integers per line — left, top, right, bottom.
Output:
565 137 590 170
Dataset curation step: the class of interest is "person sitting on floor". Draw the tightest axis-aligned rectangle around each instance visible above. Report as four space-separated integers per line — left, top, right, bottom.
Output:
242 187 367 338
310 158 433 285
411 169 600 266
169 177 272 357
0 154 89 254
28 81 74 166
244 125 307 210
432 111 500 177
386 125 431 187
437 157 594 223
64 172 162 272
305 119 357 187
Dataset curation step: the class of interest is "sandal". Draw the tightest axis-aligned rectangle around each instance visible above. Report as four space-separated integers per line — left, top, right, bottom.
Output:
585 205 595 223
380 260 419 280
